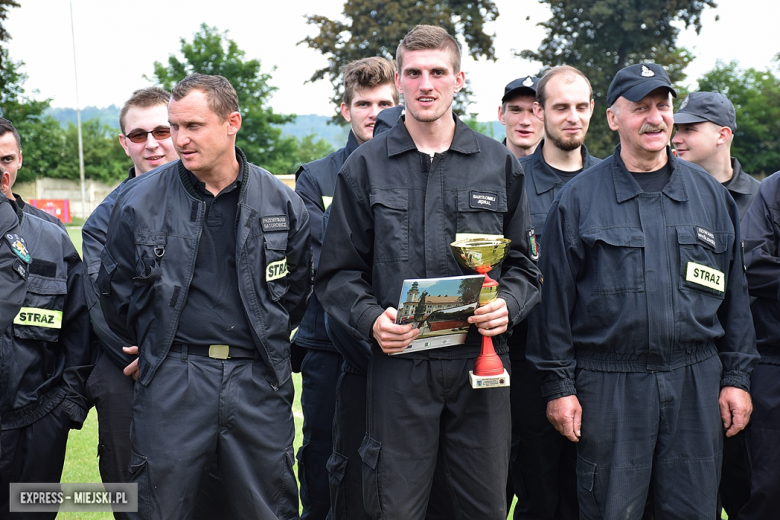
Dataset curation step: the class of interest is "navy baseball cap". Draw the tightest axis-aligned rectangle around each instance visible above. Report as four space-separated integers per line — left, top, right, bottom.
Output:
606 63 677 107
502 76 539 103
673 92 737 132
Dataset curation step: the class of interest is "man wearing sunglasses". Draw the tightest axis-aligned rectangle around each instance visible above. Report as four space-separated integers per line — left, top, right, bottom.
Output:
98 73 310 519
83 87 231 519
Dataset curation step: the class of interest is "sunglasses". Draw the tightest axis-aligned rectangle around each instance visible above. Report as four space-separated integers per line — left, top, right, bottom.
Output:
124 126 171 144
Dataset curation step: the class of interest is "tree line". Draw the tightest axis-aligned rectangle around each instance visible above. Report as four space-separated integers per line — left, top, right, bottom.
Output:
1 1 779 181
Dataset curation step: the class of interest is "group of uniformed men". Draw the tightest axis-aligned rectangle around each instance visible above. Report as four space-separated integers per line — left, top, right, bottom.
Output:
1 23 778 520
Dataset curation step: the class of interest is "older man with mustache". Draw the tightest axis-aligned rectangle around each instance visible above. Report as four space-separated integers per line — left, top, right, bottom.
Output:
527 63 759 519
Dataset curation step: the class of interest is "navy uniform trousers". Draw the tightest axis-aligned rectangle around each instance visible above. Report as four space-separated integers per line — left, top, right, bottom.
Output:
575 356 723 520
738 362 780 519
362 352 511 520
508 355 578 520
86 349 234 520
127 349 297 520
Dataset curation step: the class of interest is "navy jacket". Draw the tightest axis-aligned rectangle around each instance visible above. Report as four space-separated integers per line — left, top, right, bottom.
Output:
315 115 542 356
293 131 359 351
529 145 758 400
98 149 311 388
1 204 92 430
742 170 780 364
82 168 137 368
508 141 601 361
0 197 28 331
725 157 760 222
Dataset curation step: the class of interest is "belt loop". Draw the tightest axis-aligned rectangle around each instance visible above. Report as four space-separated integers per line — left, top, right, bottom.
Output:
181 344 188 362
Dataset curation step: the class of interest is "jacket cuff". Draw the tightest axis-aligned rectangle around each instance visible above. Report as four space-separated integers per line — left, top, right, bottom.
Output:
61 398 88 429
720 370 751 393
541 378 577 402
357 306 385 343
501 292 521 327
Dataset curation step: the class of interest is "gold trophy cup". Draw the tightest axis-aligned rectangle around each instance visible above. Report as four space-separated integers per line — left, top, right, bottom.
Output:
450 238 511 389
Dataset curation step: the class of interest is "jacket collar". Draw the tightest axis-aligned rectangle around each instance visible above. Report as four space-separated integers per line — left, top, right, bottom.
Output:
726 157 754 195
344 130 360 157
612 144 688 204
178 147 249 201
386 113 480 157
528 140 597 195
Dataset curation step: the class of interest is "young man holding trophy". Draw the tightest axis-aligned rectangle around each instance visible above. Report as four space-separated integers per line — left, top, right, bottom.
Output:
316 25 541 520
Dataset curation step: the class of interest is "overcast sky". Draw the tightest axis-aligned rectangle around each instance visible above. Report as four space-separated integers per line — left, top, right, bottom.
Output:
4 0 777 121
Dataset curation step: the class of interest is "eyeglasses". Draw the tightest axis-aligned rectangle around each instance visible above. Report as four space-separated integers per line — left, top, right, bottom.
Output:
124 126 171 144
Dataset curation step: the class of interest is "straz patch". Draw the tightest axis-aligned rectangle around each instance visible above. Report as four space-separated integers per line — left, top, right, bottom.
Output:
695 227 716 249
469 191 498 211
261 216 290 232
13 307 63 329
686 262 725 293
528 230 539 261
5 233 31 263
266 258 289 281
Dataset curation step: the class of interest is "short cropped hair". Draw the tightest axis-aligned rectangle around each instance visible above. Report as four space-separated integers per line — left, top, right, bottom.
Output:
118 87 171 133
396 25 461 74
171 73 239 122
342 57 399 106
0 118 21 150
536 65 593 109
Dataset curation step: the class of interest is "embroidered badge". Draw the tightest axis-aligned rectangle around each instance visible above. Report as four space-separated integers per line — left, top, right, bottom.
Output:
5 233 31 263
685 262 725 293
679 95 690 111
641 65 655 77
13 307 63 329
261 215 289 232
266 257 288 281
528 230 539 261
695 227 717 249
469 191 498 211
523 76 534 87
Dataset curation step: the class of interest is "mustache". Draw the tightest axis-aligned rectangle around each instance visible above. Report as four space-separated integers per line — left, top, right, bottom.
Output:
639 121 669 134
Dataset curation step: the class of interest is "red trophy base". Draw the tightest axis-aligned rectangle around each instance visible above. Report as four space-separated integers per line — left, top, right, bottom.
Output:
470 272 511 389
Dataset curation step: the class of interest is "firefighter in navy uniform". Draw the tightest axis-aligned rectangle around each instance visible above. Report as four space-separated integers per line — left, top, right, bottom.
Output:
671 90 760 520
0 184 92 520
528 63 758 519
739 170 780 519
98 74 310 520
316 26 541 520
507 65 601 520
293 57 398 520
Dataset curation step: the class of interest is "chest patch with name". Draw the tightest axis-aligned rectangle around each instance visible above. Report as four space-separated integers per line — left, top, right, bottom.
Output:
695 227 717 249
470 192 498 211
267 258 288 281
261 216 289 232
14 307 63 329
685 262 725 293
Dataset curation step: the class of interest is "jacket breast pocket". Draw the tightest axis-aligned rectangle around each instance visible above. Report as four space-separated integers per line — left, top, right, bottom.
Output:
133 232 166 286
456 189 506 238
677 226 730 300
264 233 289 301
13 274 67 342
582 227 645 294
370 189 408 263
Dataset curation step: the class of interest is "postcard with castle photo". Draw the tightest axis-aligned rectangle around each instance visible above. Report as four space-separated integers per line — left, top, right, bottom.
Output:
393 274 485 354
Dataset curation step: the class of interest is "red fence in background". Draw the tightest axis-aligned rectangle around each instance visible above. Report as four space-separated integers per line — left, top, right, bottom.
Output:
29 199 71 224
